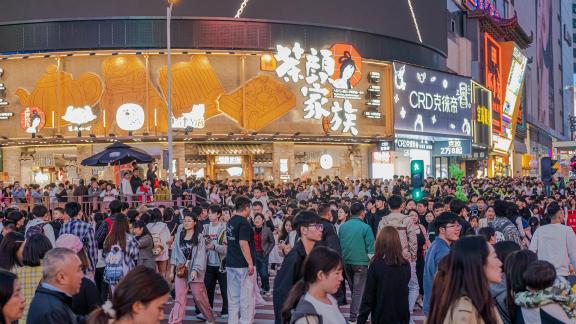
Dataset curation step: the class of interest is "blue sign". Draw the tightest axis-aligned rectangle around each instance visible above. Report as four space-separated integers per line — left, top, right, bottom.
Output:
432 140 472 156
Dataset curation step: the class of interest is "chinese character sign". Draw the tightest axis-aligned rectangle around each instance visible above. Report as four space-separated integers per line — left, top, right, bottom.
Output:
274 42 361 136
392 62 472 137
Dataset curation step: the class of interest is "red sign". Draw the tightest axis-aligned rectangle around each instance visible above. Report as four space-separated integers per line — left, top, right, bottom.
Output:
484 33 503 135
567 210 576 234
20 107 46 134
464 0 500 17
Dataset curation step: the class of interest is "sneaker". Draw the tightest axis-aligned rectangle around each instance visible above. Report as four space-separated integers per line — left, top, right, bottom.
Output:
193 314 206 321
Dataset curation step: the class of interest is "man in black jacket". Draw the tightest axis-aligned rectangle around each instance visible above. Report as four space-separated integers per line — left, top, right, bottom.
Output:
27 248 84 324
272 211 322 324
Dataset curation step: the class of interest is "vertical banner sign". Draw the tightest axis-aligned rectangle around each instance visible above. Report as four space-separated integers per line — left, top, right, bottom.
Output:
484 33 503 135
567 210 576 234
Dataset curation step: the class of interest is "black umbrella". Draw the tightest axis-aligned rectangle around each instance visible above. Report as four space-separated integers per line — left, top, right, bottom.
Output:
81 142 153 166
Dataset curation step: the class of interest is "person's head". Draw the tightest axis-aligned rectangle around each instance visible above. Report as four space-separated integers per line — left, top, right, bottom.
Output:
337 205 350 223
253 213 265 228
374 226 408 266
6 212 23 230
31 205 48 221
434 212 461 243
350 202 365 219
208 205 222 223
523 260 556 291
416 201 427 215
450 199 468 218
109 200 123 215
469 215 479 229
88 267 170 324
42 248 83 296
407 209 419 225
428 236 502 324
149 209 162 223
131 220 151 238
52 207 65 221
388 195 403 211
375 196 385 209
281 246 343 322
182 213 201 246
294 211 323 242
484 206 496 220
234 196 252 217
104 214 130 251
479 227 497 245
64 202 81 220
54 234 90 272
425 211 435 224
22 234 52 267
251 201 263 215
0 270 24 324
253 187 262 199
547 202 564 223
0 232 24 271
493 241 520 265
317 204 331 220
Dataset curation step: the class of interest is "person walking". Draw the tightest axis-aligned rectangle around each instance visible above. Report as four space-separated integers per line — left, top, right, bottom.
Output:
427 236 503 324
338 202 375 323
87 267 170 324
529 202 576 284
252 213 275 296
102 214 139 293
59 202 98 280
273 211 323 324
225 196 256 324
358 226 411 324
131 220 156 270
203 205 228 319
378 195 419 321
168 212 215 324
280 246 346 324
147 209 170 280
422 212 461 315
27 248 84 324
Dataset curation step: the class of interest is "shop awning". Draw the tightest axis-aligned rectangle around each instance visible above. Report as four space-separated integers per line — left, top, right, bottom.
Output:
197 144 266 155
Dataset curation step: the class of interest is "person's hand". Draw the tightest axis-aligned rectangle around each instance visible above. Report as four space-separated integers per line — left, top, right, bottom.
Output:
191 270 198 281
168 272 174 283
248 264 255 276
207 242 214 250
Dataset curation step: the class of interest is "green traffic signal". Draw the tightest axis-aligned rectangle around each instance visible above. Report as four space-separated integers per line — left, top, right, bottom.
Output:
413 188 423 202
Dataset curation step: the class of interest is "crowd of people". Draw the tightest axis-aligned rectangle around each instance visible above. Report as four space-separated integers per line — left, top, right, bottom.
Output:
0 172 575 324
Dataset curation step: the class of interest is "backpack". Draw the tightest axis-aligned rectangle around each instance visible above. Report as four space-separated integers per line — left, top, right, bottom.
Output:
25 223 45 239
104 244 128 285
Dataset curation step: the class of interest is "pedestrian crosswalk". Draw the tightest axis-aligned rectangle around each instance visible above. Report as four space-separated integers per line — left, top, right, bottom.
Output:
162 276 426 323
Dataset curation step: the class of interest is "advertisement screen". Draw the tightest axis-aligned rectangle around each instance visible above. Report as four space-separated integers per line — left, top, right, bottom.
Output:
392 62 472 138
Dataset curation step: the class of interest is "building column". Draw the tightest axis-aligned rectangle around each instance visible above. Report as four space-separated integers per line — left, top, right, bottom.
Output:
173 143 186 180
3 147 22 183
76 145 94 181
272 142 295 181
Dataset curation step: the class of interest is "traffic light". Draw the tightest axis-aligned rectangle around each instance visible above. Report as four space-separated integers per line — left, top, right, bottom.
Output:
411 160 424 201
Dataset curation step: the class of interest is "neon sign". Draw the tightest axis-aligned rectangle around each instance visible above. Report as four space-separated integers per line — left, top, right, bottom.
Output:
464 0 500 17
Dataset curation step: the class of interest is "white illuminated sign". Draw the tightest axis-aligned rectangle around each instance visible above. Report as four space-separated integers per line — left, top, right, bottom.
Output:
34 172 49 183
275 43 358 136
172 104 206 129
227 167 243 177
216 156 242 165
116 103 145 131
320 154 333 170
502 47 527 117
63 105 97 132
492 134 512 153
279 159 289 173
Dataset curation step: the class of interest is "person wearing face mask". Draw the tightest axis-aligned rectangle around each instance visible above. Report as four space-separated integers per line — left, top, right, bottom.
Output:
427 236 504 324
27 248 85 324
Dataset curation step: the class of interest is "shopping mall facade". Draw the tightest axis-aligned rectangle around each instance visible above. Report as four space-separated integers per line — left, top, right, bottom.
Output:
0 0 531 183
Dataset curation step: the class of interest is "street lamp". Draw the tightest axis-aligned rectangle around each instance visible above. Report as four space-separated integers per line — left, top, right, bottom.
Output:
166 0 176 189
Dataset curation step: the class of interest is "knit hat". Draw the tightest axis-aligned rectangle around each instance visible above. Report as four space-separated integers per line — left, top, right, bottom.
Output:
55 234 83 253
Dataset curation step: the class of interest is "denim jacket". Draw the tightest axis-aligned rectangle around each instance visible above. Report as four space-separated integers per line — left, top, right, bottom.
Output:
170 228 207 283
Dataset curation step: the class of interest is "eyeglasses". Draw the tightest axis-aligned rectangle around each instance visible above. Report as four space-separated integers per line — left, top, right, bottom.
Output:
307 223 324 231
446 224 462 230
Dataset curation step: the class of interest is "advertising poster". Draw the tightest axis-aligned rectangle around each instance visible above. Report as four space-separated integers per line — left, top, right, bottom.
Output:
484 33 503 135
567 210 576 234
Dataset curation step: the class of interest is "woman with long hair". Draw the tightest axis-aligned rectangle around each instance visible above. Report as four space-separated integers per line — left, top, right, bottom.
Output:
132 220 156 270
168 213 214 324
281 246 345 324
358 226 410 324
0 232 24 271
277 217 295 256
428 236 503 324
479 206 496 229
335 205 350 234
15 234 51 322
503 250 538 323
103 214 139 293
87 266 170 324
0 270 24 324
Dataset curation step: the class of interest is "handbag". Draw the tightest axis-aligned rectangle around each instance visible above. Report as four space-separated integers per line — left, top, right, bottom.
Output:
175 235 199 279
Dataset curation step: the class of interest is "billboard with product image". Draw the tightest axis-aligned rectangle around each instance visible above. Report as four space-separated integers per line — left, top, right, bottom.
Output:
392 62 472 138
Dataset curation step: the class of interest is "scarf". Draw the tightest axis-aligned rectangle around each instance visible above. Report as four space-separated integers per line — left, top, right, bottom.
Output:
515 277 576 318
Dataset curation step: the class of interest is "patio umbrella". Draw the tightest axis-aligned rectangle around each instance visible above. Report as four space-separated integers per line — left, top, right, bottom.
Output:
81 142 153 167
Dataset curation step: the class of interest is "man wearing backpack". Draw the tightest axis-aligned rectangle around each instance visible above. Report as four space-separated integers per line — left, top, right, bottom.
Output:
24 205 56 245
60 202 98 280
378 195 419 324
